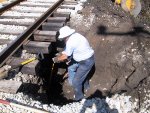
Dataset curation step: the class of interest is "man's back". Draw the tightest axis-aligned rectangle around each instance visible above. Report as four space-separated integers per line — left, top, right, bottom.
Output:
64 33 94 62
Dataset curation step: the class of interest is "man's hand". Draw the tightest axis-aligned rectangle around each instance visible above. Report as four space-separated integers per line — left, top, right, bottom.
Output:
53 53 68 63
55 52 62 57
52 57 60 63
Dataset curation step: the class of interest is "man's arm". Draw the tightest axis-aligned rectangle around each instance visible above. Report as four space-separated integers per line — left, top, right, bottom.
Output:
52 53 68 63
57 53 68 62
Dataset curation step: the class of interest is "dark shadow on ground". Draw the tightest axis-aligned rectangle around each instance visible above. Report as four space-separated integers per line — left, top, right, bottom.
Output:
47 63 69 105
18 83 40 94
17 82 49 104
79 90 118 113
97 25 150 36
46 59 96 105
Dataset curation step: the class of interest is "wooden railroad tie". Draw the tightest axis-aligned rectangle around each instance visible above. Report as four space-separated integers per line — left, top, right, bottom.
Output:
0 20 33 26
34 30 57 42
0 29 24 35
63 1 78 5
11 9 45 13
0 80 22 94
7 57 40 75
59 5 75 10
23 41 52 54
47 17 67 23
0 39 11 45
0 15 38 19
53 12 71 20
42 22 65 31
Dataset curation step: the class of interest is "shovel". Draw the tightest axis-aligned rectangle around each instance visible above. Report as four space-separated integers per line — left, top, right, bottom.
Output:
0 52 44 80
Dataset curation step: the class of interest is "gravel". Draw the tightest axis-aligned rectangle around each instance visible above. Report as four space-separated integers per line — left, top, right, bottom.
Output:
0 34 17 52
0 0 149 113
0 44 7 52
12 6 49 13
0 18 35 23
21 50 36 59
27 0 57 3
0 34 17 40
2 11 42 17
20 1 53 5
0 24 27 32
0 91 139 113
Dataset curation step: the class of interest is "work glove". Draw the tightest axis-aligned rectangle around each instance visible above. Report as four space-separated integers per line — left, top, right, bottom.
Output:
52 57 60 63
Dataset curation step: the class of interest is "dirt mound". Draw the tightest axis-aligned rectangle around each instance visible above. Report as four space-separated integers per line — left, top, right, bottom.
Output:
67 0 150 97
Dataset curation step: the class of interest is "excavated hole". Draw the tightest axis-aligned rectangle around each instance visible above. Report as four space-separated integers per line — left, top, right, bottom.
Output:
15 42 70 105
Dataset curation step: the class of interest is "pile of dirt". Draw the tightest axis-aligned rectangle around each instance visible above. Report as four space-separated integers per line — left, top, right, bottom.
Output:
66 0 150 100
136 0 150 26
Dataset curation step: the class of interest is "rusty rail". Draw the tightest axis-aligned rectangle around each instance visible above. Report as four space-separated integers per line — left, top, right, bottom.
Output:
0 0 64 67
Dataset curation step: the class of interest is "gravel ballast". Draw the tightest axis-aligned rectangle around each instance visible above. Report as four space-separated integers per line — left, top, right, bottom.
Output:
0 0 149 113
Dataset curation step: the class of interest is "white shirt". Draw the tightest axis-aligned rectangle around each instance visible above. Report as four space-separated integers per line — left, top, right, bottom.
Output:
62 33 94 62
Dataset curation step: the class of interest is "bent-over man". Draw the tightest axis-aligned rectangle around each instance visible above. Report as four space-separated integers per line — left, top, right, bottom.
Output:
53 26 95 101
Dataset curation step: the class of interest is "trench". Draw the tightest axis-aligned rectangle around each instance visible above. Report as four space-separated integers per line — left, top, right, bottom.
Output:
17 42 69 105
45 40 70 105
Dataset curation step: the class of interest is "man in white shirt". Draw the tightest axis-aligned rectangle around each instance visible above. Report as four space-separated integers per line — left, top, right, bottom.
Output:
53 26 95 101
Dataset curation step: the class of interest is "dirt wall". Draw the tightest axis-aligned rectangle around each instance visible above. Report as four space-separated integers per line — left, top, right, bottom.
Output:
66 0 150 98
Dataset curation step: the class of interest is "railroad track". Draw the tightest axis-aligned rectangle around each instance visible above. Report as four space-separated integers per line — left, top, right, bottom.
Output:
0 0 81 112
0 0 78 95
0 0 78 111
0 0 77 75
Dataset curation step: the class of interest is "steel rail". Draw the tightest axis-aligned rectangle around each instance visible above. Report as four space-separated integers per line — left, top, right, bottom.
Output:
0 0 25 14
0 0 64 67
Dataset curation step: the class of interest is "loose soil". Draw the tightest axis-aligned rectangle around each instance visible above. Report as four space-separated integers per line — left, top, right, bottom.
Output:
30 0 150 109
58 0 150 108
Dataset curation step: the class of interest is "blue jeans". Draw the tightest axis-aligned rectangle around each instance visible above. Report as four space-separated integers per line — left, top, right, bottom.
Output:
68 63 90 89
68 55 94 101
68 62 79 85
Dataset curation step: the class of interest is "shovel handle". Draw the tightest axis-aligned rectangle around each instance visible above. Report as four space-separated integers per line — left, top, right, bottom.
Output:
21 57 36 65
